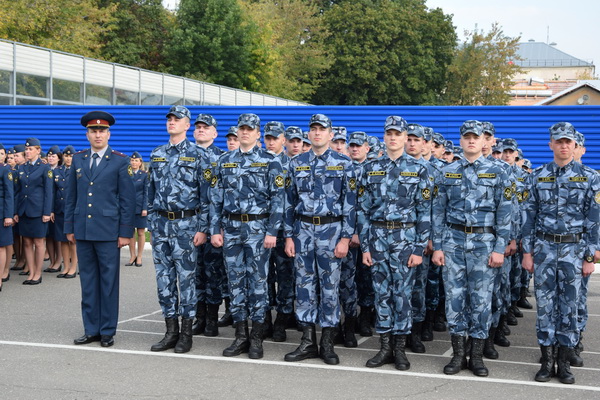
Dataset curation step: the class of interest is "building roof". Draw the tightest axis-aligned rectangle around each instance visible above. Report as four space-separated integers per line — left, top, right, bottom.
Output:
536 80 600 105
515 41 594 68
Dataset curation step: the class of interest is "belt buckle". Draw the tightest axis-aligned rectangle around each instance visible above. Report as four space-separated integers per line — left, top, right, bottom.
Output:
464 226 473 234
553 234 562 243
313 216 321 225
241 214 249 223
386 221 394 229
167 211 175 220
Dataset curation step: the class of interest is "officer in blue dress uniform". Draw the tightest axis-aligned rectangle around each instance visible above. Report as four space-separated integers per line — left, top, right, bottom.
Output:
65 111 135 348
125 151 148 267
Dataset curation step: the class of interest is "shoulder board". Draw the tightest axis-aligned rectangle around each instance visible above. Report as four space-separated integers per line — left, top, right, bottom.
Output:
250 162 268 167
538 177 555 182
296 166 311 171
478 173 496 179
179 157 196 162
152 157 167 162
445 173 462 179
569 176 588 182
326 166 344 171
75 149 87 155
368 171 386 176
111 150 127 157
223 163 238 168
400 172 418 177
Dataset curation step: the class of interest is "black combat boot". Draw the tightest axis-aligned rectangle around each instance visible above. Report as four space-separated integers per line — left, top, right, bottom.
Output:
506 307 518 326
483 327 499 359
223 321 250 357
535 345 555 382
393 335 410 370
365 332 394 368
556 346 575 384
444 335 467 375
191 302 206 335
272 312 292 342
262 310 274 339
151 318 179 352
421 310 435 342
320 327 340 365
248 321 265 359
409 321 425 353
343 316 358 348
285 324 319 362
217 297 233 327
433 302 446 332
174 318 193 353
469 338 488 377
569 336 584 367
494 315 511 347
510 301 523 318
204 303 219 337
358 307 373 337
516 287 532 309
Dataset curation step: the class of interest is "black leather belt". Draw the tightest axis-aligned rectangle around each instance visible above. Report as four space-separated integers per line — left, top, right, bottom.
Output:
449 223 495 234
371 220 415 229
158 210 198 220
227 213 269 222
299 215 343 225
536 231 582 244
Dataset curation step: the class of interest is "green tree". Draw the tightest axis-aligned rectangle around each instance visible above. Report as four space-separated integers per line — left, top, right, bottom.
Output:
311 0 456 105
443 23 523 105
240 0 331 102
166 0 267 91
0 0 115 57
97 0 174 71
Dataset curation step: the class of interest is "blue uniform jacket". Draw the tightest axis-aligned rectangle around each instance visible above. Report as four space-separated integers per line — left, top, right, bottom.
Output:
0 164 14 219
132 170 148 214
52 165 69 215
15 159 53 217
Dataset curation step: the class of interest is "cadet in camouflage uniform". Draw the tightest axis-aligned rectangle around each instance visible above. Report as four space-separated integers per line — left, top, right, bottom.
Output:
359 116 432 371
285 127 304 158
210 113 285 359
284 114 356 366
432 120 512 377
522 122 599 384
148 106 210 354
192 113 227 337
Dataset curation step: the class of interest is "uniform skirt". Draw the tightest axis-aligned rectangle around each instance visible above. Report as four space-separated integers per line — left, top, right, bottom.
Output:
18 215 48 238
53 213 68 242
134 214 147 229
0 223 13 247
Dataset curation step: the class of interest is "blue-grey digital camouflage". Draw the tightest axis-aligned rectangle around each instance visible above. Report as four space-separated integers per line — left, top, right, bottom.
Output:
194 113 217 127
423 127 433 142
384 115 408 132
492 144 502 153
302 131 311 145
332 126 347 142
227 126 238 137
482 121 495 135
166 105 191 120
575 130 585 147
237 113 260 130
517 148 524 160
502 138 518 152
309 113 332 129
444 140 454 153
453 147 463 158
407 123 425 138
264 121 285 138
460 120 483 136
285 126 303 141
522 159 532 169
348 131 368 146
549 121 576 141
432 132 445 146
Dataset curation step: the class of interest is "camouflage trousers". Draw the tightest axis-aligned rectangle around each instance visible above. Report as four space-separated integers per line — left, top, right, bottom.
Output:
195 240 226 305
412 255 430 323
510 251 522 302
293 221 343 328
151 216 198 319
339 247 358 317
368 226 416 335
577 275 590 332
267 234 295 314
491 255 511 327
355 250 374 308
425 261 443 311
533 239 583 347
442 230 498 339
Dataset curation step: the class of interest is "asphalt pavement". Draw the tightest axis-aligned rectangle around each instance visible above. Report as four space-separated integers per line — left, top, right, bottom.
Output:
0 248 599 399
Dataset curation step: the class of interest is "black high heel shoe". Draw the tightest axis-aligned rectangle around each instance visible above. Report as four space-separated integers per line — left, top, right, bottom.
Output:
125 258 136 266
134 257 142 267
1 274 9 282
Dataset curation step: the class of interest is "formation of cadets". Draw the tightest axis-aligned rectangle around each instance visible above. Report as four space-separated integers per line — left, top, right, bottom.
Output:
0 107 596 386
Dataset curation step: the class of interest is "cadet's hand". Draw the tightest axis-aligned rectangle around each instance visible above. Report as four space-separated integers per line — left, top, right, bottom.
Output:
13 214 19 223
42 215 51 223
504 240 517 257
67 233 76 244
521 253 534 273
284 238 295 258
349 234 360 248
334 238 350 258
595 250 600 263
583 260 595 277
432 250 445 266
141 210 147 217
362 252 373 267
408 254 423 268
118 237 129 248
193 232 207 246
424 240 433 256
263 235 276 249
211 234 224 248
488 251 504 268
4 218 13 227
50 213 55 223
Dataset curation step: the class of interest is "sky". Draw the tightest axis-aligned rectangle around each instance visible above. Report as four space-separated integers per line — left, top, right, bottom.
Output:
426 0 599 71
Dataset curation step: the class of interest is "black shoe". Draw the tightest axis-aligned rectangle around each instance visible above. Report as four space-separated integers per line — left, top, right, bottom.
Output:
57 273 66 278
74 334 101 345
10 265 24 271
249 321 265 359
285 325 319 362
63 273 77 279
174 318 193 353
19 271 29 276
483 327 499 359
494 317 510 347
151 318 179 352
28 277 42 285
444 335 467 375
393 335 410 370
44 266 61 273
1 274 9 282
535 345 555 382
343 316 358 348
22 280 31 285
409 321 425 353
217 298 233 327
134 258 142 267
262 310 274 340
272 312 293 342
499 314 511 337
204 304 219 337
568 340 584 367
358 307 373 337
433 303 447 332
124 261 135 266
516 287 533 309
101 335 114 347
556 346 575 384
319 327 340 365
421 310 434 342
506 309 518 326
510 302 523 318
223 321 250 357
469 338 489 377
192 302 207 336
366 332 394 368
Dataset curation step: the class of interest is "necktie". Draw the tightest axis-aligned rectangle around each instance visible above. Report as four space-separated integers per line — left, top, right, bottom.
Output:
91 153 99 174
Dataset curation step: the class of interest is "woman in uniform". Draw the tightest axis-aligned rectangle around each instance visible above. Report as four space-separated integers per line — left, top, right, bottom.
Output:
0 144 13 289
56 145 78 278
126 152 147 267
44 145 63 273
10 144 27 275
15 138 53 285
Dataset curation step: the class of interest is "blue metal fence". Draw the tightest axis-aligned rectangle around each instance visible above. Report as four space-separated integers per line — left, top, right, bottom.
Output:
1 105 598 169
